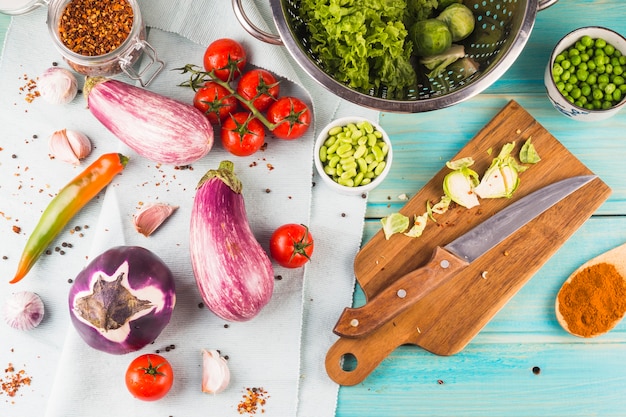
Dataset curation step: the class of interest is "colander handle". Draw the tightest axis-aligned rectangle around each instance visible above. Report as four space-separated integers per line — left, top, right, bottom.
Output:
232 0 283 46
538 0 559 10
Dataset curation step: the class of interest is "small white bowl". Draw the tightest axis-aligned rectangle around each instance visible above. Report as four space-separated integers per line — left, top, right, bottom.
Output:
314 116 393 195
544 26 626 122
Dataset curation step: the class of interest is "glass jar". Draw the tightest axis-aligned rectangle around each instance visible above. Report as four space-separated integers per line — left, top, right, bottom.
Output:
1 0 163 86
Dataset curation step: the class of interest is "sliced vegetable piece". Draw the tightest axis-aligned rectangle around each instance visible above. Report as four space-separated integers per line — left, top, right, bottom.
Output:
520 137 541 164
443 158 480 208
404 213 429 238
474 142 522 199
427 195 452 222
69 246 176 354
381 212 410 240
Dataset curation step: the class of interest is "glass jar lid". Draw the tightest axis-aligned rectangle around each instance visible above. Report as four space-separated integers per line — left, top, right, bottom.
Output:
0 0 46 15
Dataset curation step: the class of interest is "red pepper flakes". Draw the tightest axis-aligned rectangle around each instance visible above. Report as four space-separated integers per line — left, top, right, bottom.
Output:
18 74 40 103
1 363 32 399
237 387 269 415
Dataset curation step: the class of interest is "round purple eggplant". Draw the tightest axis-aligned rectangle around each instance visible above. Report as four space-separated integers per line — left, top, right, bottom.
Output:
68 246 176 354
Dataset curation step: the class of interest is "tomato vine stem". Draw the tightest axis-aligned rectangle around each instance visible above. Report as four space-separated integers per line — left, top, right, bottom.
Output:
176 64 278 131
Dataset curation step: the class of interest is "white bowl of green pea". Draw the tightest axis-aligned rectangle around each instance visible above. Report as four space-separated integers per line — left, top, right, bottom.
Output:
545 26 626 121
314 116 392 195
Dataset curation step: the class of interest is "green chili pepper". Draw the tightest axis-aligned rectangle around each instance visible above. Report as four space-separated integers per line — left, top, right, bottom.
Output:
9 153 129 284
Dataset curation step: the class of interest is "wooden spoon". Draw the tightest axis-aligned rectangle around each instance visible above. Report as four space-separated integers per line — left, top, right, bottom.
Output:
555 242 626 338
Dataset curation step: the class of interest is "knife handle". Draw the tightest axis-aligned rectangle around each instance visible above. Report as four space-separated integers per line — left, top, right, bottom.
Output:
333 246 469 339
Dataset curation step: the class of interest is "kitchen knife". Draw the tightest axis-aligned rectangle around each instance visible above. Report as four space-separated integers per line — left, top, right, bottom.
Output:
333 175 596 339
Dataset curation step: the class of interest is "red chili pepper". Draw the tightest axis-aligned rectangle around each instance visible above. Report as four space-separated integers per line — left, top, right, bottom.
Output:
9 153 129 284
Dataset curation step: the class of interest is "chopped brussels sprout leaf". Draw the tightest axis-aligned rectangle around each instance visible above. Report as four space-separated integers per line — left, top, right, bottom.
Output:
381 212 410 240
443 158 480 208
420 44 466 78
474 142 521 199
426 195 451 222
520 137 541 164
405 213 429 237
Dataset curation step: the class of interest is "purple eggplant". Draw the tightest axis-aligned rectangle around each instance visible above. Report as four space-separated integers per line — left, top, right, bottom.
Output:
68 246 176 355
84 77 214 166
190 161 274 322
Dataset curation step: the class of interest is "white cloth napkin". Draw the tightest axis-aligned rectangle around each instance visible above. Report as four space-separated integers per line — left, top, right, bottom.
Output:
0 1 378 416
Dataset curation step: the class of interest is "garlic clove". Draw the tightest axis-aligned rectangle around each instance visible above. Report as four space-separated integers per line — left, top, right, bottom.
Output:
202 349 230 394
3 291 45 331
38 67 78 105
48 129 92 165
133 203 178 237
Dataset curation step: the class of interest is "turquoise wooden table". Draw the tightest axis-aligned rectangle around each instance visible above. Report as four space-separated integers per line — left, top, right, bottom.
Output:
1 1 625 415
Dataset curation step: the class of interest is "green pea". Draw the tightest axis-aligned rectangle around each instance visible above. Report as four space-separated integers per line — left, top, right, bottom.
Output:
605 83 616 95
581 35 594 47
613 89 623 102
592 88 604 100
605 44 615 56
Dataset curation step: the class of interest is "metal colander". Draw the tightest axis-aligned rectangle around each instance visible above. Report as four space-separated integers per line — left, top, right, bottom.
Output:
233 0 557 112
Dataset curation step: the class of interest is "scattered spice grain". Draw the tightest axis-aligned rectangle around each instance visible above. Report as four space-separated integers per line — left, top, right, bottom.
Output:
1 363 32 399
237 387 269 415
532 366 541 375
58 0 134 56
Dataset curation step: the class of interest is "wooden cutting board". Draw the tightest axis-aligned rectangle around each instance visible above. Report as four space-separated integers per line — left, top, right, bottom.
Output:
326 100 612 385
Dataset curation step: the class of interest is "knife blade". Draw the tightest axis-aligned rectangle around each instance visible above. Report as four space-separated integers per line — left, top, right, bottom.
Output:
333 175 596 339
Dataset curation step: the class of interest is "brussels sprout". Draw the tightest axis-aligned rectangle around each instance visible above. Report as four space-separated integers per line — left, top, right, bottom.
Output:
436 3 475 42
410 19 452 57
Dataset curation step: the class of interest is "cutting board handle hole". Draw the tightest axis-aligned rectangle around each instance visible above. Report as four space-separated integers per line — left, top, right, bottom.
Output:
340 353 358 372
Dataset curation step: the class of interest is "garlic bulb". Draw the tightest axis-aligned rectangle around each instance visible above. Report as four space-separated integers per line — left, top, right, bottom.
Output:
38 67 78 105
3 291 45 331
202 349 230 394
133 203 178 237
49 129 92 165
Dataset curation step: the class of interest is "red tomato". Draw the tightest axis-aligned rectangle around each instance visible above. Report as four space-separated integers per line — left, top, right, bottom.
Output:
203 38 247 82
236 69 280 112
221 112 266 156
125 354 174 401
193 82 239 125
266 96 312 140
269 224 314 268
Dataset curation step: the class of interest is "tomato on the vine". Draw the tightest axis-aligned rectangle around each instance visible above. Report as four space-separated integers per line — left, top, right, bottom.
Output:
267 96 312 140
221 112 266 156
236 69 280 112
269 224 314 268
193 81 239 125
203 38 247 82
125 354 174 402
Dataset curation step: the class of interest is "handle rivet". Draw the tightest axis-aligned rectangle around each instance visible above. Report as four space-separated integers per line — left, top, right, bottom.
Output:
397 289 407 298
350 319 359 327
440 259 450 269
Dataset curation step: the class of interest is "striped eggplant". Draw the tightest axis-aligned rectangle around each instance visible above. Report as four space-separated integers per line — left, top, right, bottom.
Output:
190 161 274 322
84 77 213 165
